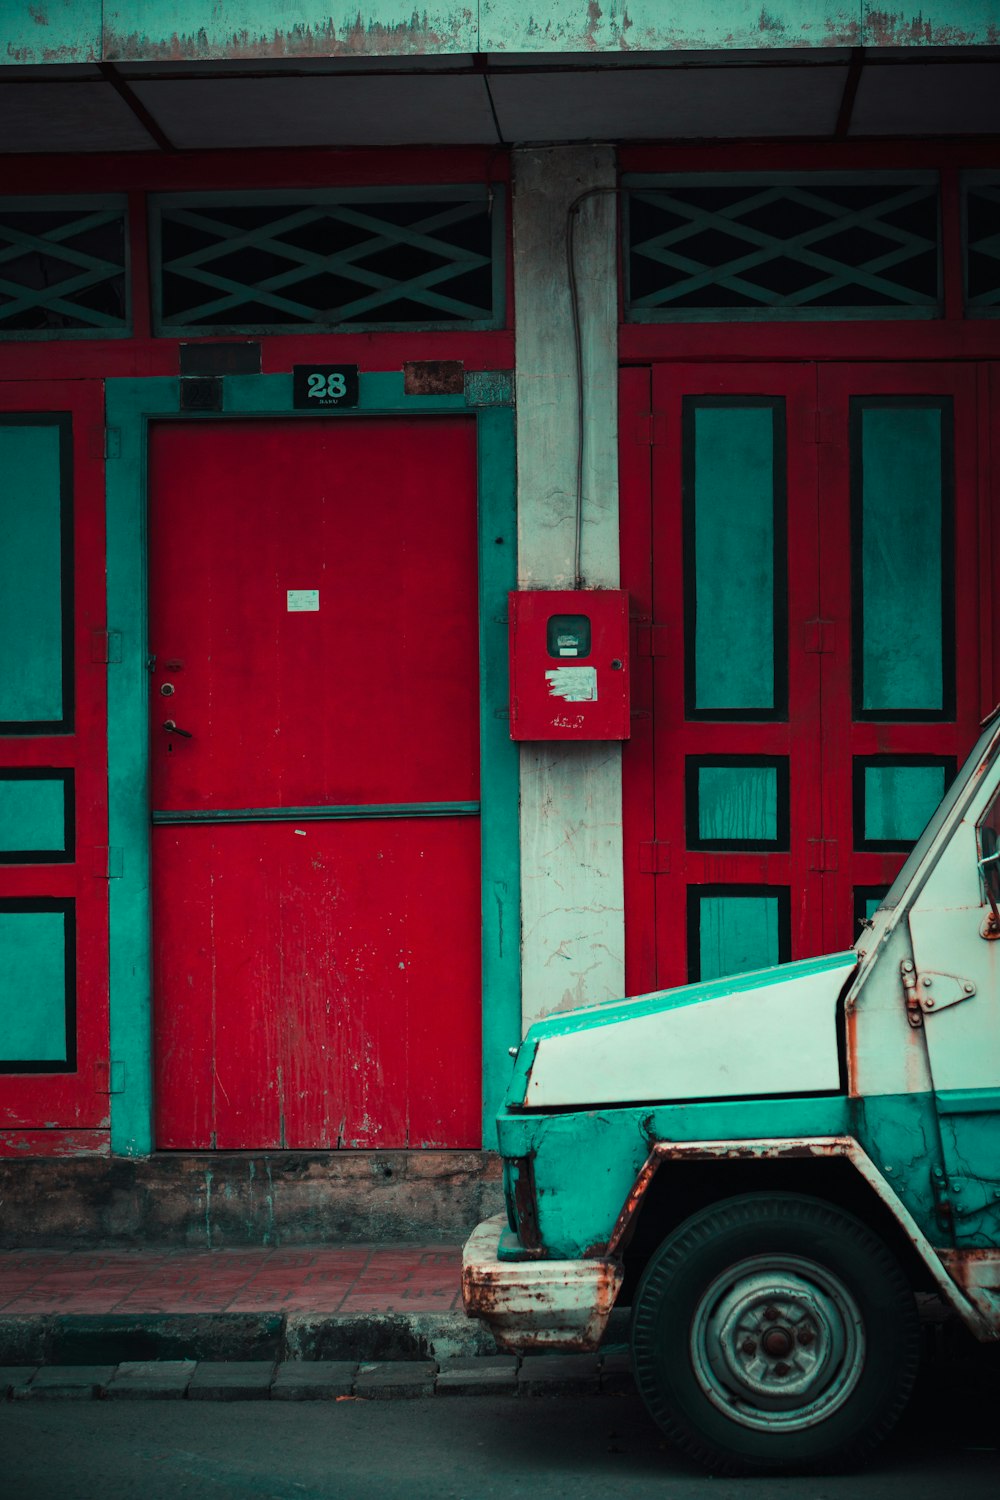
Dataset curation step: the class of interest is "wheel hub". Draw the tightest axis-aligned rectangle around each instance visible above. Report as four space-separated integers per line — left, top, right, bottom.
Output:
690 1253 866 1433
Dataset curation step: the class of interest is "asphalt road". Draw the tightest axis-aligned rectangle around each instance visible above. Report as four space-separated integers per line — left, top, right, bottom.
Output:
3 1384 999 1500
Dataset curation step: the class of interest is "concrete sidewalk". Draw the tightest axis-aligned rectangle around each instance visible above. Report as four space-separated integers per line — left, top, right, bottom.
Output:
0 1242 506 1366
0 1242 642 1401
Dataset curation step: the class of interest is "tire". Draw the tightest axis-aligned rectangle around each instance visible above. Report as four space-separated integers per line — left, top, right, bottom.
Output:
630 1193 920 1476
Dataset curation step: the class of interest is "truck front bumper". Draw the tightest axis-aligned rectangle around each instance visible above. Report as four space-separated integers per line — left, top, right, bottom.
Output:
461 1213 624 1352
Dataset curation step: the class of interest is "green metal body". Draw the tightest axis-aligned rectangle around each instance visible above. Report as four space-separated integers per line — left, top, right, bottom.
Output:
496 1090 959 1260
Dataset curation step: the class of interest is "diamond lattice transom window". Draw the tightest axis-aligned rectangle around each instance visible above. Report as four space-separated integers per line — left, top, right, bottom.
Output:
151 187 504 334
963 172 1000 317
625 173 941 321
0 198 129 338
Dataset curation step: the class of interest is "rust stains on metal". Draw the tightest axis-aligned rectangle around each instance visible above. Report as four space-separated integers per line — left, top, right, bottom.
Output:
511 1154 542 1251
607 1149 660 1253
461 1254 623 1352
104 12 476 65
606 1136 855 1253
403 360 465 396
865 9 999 47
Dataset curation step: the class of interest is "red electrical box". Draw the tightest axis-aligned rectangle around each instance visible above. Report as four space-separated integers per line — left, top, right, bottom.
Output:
508 589 631 741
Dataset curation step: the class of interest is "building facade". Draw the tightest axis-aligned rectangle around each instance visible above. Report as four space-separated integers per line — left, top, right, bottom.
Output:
1 2 999 1236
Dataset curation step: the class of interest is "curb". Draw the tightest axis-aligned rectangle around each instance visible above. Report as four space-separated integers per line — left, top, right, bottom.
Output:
0 1350 635 1402
0 1309 503 1367
0 1306 632 1368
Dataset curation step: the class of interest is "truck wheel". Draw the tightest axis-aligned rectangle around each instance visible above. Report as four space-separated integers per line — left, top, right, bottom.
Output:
631 1193 920 1475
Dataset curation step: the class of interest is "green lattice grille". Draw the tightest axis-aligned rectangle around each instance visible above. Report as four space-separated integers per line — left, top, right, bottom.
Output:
625 173 940 322
152 187 505 334
963 173 1000 316
0 198 129 338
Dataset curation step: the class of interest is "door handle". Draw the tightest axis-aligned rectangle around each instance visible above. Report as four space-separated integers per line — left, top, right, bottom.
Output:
162 720 193 738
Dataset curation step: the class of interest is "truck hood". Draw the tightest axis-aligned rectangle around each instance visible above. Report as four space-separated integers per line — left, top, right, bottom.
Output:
508 952 858 1109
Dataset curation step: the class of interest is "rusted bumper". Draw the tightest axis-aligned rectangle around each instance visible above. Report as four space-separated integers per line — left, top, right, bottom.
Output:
461 1213 624 1352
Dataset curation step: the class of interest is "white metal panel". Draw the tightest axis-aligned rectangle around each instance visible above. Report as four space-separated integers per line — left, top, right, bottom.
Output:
524 958 855 1107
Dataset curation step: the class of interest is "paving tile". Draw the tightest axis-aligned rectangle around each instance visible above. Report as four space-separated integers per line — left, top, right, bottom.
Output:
436 1355 518 1396
105 1360 197 1399
270 1361 358 1400
518 1353 601 1396
27 1365 117 1399
187 1361 276 1400
354 1361 438 1400
0 1366 38 1397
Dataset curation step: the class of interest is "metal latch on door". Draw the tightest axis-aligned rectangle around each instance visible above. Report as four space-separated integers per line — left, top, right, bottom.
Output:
900 959 975 1028
162 719 193 738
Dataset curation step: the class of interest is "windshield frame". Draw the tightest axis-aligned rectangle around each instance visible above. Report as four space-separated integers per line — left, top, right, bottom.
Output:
878 709 1000 912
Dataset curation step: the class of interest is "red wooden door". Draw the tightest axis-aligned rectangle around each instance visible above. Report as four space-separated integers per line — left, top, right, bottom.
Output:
149 417 482 1149
816 364 983 946
0 381 110 1149
623 362 984 992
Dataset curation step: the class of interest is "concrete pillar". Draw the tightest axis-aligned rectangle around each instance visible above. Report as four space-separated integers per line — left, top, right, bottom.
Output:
513 145 624 1029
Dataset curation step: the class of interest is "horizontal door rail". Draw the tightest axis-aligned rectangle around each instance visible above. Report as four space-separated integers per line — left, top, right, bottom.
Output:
152 801 481 826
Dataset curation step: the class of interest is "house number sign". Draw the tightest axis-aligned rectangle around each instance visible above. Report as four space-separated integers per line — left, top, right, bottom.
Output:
293 365 359 409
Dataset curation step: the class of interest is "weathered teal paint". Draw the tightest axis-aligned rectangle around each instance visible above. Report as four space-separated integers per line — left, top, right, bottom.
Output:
0 421 66 727
1 0 101 64
692 404 775 713
0 778 67 854
105 370 518 1154
0 909 68 1062
6 1 995 66
934 1089 1000 1249
698 764 778 844
483 0 863 52
863 763 947 844
860 404 946 714
498 1095 855 1258
105 379 165 1155
104 1 478 61
476 402 521 1139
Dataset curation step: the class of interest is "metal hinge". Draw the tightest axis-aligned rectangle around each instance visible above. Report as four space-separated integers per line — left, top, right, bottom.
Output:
639 841 670 874
94 1060 125 1094
801 619 835 654
900 960 975 1027
632 410 668 445
808 838 838 872
92 847 124 879
90 629 122 664
635 624 670 658
803 408 839 441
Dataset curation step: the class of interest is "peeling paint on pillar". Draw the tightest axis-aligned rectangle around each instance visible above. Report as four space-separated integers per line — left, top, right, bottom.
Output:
513 146 624 1034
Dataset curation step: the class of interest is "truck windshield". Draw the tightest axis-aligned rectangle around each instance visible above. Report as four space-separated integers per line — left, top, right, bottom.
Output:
878 711 1000 912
